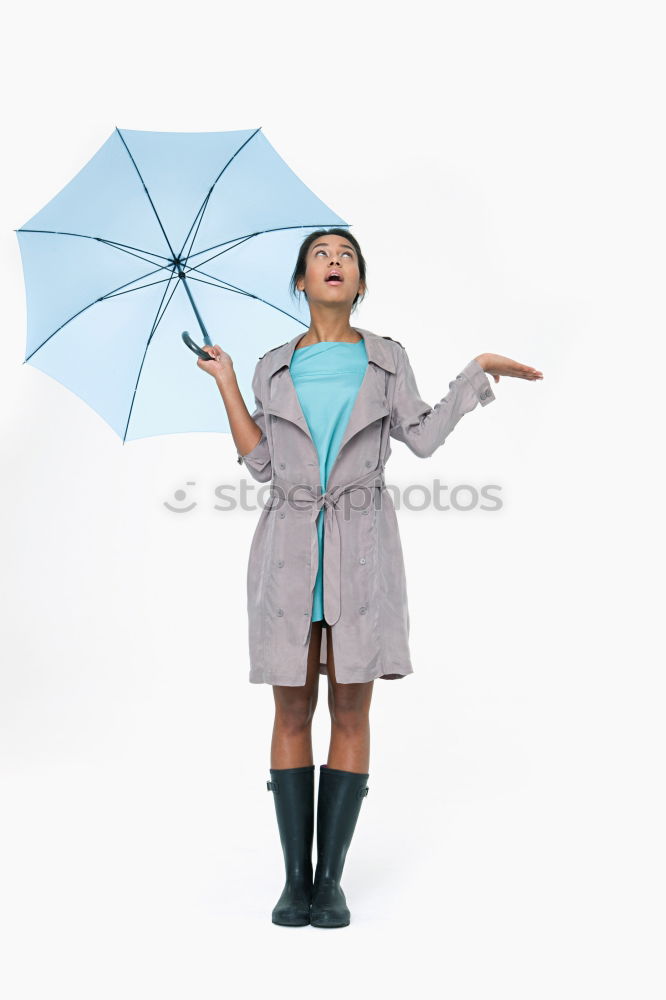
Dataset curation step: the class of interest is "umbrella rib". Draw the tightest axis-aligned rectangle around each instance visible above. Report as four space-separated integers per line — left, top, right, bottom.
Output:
122 273 183 444
24 268 178 363
94 237 173 269
17 228 175 270
181 264 266 297
185 223 351 267
177 272 257 299
116 127 178 260
149 275 184 333
185 232 255 266
101 275 179 298
168 265 255 298
182 272 307 328
183 233 256 271
177 127 263 262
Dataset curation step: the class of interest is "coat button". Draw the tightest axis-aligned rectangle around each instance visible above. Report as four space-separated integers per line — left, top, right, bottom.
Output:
277 559 285 568
279 462 285 469
359 606 367 615
359 557 366 565
276 608 284 617
279 511 286 519
365 460 372 467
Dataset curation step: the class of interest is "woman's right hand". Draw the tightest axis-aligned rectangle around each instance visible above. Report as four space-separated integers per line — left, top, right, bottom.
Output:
196 344 234 381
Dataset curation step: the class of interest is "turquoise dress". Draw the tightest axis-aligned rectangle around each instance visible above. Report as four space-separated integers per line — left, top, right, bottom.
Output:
289 339 368 622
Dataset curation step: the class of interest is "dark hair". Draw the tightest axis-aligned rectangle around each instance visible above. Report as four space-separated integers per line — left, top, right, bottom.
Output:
289 228 368 311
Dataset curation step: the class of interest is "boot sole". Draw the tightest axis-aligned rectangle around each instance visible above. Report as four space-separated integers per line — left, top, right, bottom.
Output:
272 916 311 926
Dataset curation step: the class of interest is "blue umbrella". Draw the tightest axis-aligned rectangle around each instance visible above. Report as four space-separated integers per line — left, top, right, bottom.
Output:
15 126 348 442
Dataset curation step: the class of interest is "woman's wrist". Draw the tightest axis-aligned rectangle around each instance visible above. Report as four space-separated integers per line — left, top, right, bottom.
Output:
215 367 237 393
474 353 489 372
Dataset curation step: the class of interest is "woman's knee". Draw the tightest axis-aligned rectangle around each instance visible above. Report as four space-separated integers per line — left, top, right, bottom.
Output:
273 691 317 732
328 689 372 729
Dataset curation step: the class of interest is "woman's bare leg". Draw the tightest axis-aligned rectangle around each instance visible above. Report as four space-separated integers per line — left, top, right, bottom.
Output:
270 621 323 768
325 625 374 772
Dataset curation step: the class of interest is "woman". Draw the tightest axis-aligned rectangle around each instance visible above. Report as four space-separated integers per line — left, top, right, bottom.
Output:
197 228 543 929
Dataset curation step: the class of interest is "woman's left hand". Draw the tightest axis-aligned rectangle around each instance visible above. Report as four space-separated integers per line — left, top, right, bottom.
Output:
475 353 543 382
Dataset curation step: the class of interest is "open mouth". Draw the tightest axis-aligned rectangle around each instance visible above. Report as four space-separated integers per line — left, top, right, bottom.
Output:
325 274 343 283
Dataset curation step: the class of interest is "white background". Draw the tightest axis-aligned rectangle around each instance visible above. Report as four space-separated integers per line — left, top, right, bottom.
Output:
1 1 664 997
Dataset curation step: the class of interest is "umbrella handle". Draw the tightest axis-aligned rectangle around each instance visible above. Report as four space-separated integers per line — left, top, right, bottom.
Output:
182 330 215 360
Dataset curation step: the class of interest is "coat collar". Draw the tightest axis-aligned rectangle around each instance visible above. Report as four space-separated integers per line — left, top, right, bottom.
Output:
262 327 395 468
261 326 397 377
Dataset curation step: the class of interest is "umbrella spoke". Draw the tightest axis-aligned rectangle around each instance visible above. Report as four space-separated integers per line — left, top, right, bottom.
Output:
177 128 262 262
184 223 349 268
182 233 256 271
101 275 180 299
24 267 179 362
122 273 183 443
93 237 173 270
17 228 175 271
116 128 178 260
182 272 306 328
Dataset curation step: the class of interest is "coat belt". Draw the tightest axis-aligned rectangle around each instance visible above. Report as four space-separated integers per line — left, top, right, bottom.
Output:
270 465 386 627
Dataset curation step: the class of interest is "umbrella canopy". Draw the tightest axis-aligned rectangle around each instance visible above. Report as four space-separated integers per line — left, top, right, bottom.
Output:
16 126 348 442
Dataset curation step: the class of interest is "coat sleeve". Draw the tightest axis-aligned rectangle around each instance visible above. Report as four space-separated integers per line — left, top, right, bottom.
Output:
389 347 496 458
235 359 273 482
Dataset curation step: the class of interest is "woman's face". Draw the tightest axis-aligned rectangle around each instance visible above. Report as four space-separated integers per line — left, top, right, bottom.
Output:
297 235 364 307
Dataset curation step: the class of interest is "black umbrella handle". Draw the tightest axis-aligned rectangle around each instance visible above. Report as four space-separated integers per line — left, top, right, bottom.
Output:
179 270 214 354
182 330 215 360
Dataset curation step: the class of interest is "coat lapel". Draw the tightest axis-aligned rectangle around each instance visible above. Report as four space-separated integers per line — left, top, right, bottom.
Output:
335 360 389 455
262 327 396 455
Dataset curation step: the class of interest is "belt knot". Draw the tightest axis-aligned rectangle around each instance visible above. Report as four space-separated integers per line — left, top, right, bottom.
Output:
269 464 386 629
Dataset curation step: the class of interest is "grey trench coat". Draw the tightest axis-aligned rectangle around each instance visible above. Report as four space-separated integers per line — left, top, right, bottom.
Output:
236 326 496 685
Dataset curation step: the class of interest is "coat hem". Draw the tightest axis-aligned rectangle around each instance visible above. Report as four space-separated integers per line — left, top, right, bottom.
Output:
248 664 415 685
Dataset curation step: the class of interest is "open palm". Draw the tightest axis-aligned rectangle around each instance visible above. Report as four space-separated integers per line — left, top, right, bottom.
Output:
476 353 543 382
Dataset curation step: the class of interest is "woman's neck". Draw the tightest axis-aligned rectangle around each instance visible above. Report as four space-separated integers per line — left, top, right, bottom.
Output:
296 324 361 348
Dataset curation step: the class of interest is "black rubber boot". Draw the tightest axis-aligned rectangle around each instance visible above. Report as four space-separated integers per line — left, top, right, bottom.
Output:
266 765 315 926
310 764 370 928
